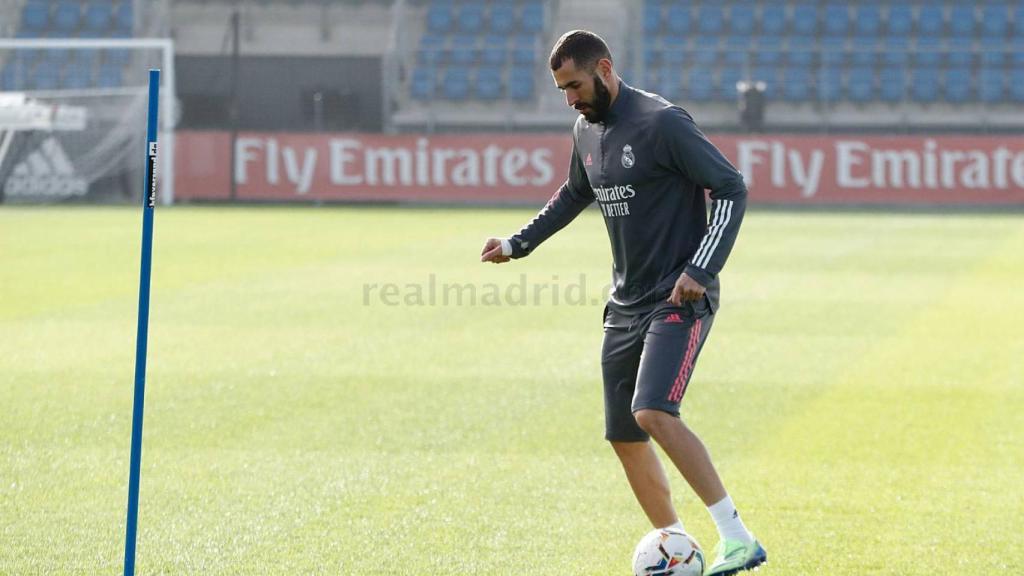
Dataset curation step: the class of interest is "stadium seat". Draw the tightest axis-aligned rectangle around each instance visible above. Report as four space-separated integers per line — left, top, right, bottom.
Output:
508 66 533 100
442 68 470 100
729 4 755 36
878 67 905 102
1 65 19 91
850 36 877 67
722 35 749 66
1011 70 1024 102
917 5 944 37
449 35 478 65
760 3 786 35
718 67 743 100
75 49 102 68
53 1 81 32
663 35 687 65
22 2 49 31
418 34 444 65
84 1 113 32
1013 5 1024 39
45 49 71 65
411 68 434 100
644 5 661 34
947 38 973 68
489 4 515 34
115 2 133 33
792 3 818 36
787 35 814 66
755 36 783 66
34 62 60 90
691 39 717 66
978 67 1005 103
944 68 972 103
105 48 131 66
886 4 913 36
697 5 725 35
910 68 939 103
63 66 92 89
751 66 777 99
643 36 660 66
481 35 507 65
686 68 714 102
882 37 909 66
520 2 544 34
949 5 975 38
457 4 483 33
979 37 1004 67
427 4 453 33
512 35 535 64
823 4 849 36
915 38 942 67
817 68 842 102
854 4 881 36
821 36 845 66
981 4 1009 37
667 5 691 35
782 67 812 102
475 67 503 100
847 67 874 102
97 64 122 88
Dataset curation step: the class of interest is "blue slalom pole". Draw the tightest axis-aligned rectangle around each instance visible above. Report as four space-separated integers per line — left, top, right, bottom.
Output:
124 69 160 576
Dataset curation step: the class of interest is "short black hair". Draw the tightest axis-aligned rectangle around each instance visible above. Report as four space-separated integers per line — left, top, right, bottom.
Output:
549 30 613 72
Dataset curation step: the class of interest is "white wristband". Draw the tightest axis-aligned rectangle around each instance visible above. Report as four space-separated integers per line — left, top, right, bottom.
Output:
500 238 512 257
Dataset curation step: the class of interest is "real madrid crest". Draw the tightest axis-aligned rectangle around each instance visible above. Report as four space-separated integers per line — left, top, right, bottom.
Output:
621 144 635 169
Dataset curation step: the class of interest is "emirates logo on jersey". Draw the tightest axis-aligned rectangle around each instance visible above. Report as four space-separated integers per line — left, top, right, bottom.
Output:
621 144 635 169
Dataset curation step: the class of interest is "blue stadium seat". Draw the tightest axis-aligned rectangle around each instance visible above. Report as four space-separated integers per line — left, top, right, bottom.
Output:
643 37 660 66
34 62 60 90
823 4 849 36
761 3 786 36
821 36 845 66
97 64 122 88
1011 69 1024 102
45 49 71 65
481 35 507 65
475 67 503 100
949 5 975 38
978 67 1005 103
755 36 783 66
457 4 483 33
944 68 972 103
915 38 942 67
644 5 662 34
105 48 131 66
667 5 691 34
782 67 812 102
418 34 444 65
847 67 874 102
84 1 113 32
426 4 453 33
508 66 534 100
115 2 133 33
53 1 81 32
22 2 49 30
918 5 944 37
792 3 818 36
947 38 973 67
662 36 687 66
652 69 681 101
979 37 1004 67
75 49 102 68
817 68 842 102
449 35 478 65
697 5 725 34
887 4 913 36
520 2 544 34
512 35 535 64
751 66 777 98
882 37 909 66
691 39 717 66
411 68 434 100
722 35 749 66
854 4 881 36
489 4 515 34
443 68 470 100
718 67 743 100
1 65 19 91
1012 5 1024 39
981 4 1009 37
850 36 877 67
878 67 905 102
686 69 713 102
729 4 755 36
63 66 92 89
910 68 939 103
787 35 814 66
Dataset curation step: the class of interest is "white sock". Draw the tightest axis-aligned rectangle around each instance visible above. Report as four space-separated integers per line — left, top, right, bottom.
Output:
707 495 754 544
659 520 685 533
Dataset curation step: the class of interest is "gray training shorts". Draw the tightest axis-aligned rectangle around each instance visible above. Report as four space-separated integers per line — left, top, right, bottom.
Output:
600 296 715 442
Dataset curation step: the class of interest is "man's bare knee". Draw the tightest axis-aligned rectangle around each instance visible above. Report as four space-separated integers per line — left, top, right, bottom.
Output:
633 409 678 437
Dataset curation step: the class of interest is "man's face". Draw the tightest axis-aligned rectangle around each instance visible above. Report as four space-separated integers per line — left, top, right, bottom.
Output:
552 59 613 123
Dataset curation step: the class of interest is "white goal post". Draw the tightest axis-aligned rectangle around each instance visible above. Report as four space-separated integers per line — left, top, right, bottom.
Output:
0 38 176 204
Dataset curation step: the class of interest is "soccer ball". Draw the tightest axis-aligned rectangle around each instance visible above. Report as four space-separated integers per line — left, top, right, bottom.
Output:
632 527 705 576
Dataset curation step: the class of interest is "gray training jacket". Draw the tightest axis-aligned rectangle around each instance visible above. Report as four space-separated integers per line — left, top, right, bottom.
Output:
507 81 748 314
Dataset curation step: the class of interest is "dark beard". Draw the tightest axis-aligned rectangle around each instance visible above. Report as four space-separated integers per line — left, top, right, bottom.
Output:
580 74 612 123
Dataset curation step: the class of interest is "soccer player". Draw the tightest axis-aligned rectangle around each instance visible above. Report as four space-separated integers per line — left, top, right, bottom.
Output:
480 31 766 575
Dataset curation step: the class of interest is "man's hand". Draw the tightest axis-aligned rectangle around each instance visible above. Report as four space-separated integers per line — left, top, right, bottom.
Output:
480 237 511 264
667 271 705 305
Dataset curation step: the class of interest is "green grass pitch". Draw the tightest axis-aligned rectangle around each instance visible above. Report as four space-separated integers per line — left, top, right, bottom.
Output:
1 205 1022 575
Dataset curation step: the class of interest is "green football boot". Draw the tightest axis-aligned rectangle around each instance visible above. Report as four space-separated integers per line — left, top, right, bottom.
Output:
703 538 767 576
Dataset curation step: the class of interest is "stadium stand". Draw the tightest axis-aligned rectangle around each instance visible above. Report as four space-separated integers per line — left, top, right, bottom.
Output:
1 0 135 91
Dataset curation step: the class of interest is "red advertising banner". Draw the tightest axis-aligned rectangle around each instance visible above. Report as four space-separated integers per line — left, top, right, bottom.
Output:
175 131 1024 205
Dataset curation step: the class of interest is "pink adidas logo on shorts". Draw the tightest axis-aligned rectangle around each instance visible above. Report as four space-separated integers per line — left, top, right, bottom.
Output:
665 313 684 324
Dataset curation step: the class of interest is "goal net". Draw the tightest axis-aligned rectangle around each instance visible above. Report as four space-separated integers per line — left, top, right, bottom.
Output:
0 38 175 204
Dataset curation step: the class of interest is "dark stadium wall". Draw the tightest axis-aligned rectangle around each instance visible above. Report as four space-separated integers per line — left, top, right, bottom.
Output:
174 132 1024 206
175 56 383 132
